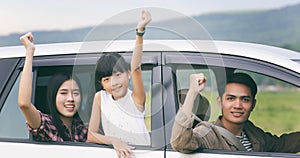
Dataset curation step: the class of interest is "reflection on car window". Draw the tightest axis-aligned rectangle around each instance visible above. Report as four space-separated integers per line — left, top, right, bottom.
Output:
34 65 153 143
129 69 152 131
0 75 29 139
176 66 300 136
238 70 300 135
176 68 220 121
174 64 300 153
141 70 152 131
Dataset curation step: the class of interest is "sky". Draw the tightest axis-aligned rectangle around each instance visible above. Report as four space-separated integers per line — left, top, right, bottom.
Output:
1 0 300 36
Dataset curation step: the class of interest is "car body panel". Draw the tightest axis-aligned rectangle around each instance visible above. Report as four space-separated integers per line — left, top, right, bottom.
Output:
1 40 299 73
1 142 164 158
0 40 299 157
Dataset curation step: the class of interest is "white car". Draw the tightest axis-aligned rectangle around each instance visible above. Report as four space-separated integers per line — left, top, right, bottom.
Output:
0 40 299 157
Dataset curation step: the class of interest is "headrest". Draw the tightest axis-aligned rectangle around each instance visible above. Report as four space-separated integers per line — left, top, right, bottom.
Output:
178 89 211 123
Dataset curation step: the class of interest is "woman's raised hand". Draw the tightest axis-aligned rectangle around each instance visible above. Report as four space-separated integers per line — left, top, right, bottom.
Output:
20 32 35 52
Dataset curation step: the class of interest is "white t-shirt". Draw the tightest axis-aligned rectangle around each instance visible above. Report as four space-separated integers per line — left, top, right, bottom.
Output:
100 89 150 145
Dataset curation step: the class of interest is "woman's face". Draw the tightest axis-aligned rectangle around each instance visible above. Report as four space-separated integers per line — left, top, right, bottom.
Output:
55 79 81 118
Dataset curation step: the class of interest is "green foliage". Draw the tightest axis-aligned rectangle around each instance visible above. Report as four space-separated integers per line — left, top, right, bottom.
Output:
204 90 300 136
250 91 300 135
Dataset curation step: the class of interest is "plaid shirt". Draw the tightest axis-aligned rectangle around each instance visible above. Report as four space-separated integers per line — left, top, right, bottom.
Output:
27 112 88 142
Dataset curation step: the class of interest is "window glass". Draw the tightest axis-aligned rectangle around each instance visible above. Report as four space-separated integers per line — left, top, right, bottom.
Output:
35 66 95 124
142 70 152 131
175 66 300 136
129 68 152 131
235 69 300 135
0 58 19 92
0 75 29 139
176 68 220 121
34 64 153 144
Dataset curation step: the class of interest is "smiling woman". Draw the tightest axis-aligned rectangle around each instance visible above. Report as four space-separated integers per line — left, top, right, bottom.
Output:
17 32 88 142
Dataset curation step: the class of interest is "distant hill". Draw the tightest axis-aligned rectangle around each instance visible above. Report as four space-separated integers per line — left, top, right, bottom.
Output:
195 3 300 51
1 3 300 52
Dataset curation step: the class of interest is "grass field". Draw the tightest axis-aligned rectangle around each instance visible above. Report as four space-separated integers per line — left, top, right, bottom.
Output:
144 90 300 135
250 91 300 135
207 90 300 136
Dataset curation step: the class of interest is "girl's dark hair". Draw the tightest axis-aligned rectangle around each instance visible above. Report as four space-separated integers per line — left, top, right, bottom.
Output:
47 72 83 141
94 52 130 91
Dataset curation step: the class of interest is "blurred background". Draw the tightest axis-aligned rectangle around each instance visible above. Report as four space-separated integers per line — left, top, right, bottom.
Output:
1 0 300 52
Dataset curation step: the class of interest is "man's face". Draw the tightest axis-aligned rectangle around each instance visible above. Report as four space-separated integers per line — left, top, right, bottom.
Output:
218 83 256 126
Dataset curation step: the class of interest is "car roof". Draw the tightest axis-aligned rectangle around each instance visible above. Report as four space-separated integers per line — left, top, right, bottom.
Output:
1 40 300 73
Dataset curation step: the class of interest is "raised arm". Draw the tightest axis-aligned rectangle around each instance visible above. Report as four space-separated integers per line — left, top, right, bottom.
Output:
18 32 41 129
181 73 207 116
171 73 207 153
87 92 135 158
131 10 152 112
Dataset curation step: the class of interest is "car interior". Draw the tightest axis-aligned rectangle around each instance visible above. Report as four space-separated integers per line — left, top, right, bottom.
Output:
177 88 211 127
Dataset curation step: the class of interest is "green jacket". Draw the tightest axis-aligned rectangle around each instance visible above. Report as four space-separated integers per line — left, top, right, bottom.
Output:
171 108 300 153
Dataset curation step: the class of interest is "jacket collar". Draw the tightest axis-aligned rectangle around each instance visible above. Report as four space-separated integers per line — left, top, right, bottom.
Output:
214 116 262 151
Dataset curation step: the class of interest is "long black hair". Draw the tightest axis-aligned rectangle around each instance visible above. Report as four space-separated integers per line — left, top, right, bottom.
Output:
94 52 130 91
47 72 83 141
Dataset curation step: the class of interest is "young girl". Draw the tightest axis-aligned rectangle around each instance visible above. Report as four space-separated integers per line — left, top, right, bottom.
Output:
87 10 151 157
18 32 87 141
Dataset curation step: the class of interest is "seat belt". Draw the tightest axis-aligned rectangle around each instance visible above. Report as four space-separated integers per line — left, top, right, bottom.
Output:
193 115 246 151
214 126 247 151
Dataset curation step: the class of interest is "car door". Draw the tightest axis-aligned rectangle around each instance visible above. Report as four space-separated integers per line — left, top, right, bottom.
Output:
163 51 300 158
0 52 165 157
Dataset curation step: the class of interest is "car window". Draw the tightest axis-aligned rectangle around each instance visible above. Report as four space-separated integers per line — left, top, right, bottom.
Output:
34 66 95 124
167 52 300 156
32 60 155 147
176 68 220 120
176 66 300 131
132 69 152 131
236 69 300 135
0 58 20 93
35 65 153 129
0 75 29 139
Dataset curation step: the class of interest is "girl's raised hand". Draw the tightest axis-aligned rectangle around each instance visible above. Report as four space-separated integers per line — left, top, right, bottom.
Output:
137 10 152 30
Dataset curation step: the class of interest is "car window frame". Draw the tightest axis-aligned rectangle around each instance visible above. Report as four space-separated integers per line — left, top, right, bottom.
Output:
10 52 164 150
163 51 300 157
0 58 22 111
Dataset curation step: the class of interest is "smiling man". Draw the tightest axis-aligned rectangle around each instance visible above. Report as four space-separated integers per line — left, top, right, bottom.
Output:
171 72 300 153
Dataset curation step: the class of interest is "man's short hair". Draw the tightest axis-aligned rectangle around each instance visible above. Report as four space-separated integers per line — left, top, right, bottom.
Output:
219 72 257 98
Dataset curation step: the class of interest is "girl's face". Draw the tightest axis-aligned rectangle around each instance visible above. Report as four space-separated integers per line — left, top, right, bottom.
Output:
101 71 130 100
56 79 81 118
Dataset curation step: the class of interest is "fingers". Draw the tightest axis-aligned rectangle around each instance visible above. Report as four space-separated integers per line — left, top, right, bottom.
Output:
116 146 135 158
137 10 152 29
20 32 35 52
191 73 206 85
197 75 207 85
189 73 207 93
113 140 135 158
142 9 152 24
20 32 34 43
